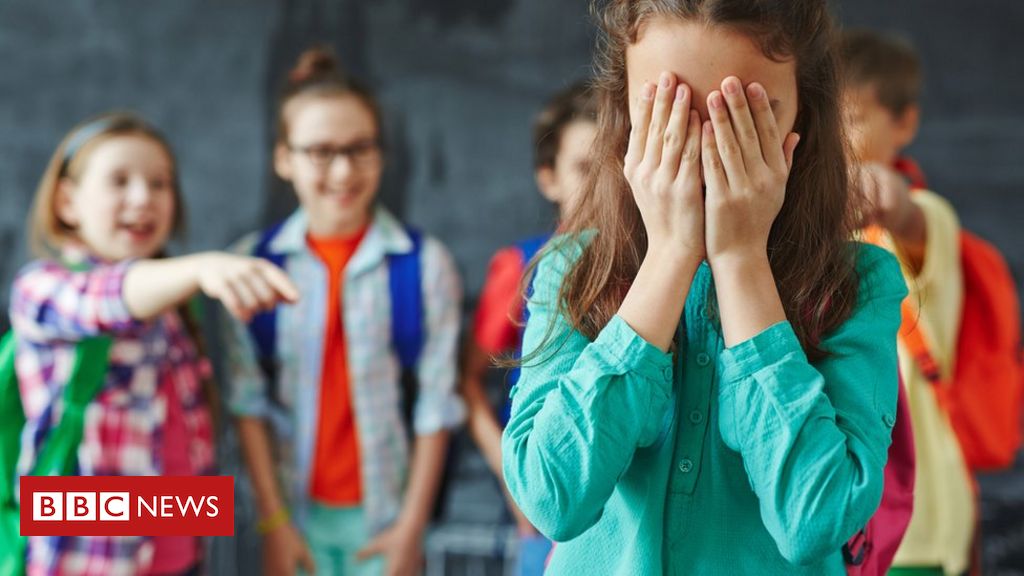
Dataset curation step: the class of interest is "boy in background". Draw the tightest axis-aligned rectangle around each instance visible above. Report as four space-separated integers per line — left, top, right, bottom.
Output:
840 30 974 576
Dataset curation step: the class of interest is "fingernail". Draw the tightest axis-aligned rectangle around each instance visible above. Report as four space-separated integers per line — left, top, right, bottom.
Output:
723 78 740 95
642 82 655 100
794 133 801 146
747 83 765 100
660 72 672 89
709 92 724 110
675 85 687 101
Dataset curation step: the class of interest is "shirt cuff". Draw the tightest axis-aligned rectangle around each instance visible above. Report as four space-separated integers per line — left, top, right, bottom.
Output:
718 321 806 384
599 315 674 383
414 391 467 435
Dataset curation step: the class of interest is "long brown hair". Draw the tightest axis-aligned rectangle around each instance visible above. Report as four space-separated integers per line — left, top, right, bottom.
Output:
540 0 859 361
29 112 185 259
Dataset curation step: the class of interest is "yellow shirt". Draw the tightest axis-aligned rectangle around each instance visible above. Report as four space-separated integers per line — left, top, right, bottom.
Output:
879 190 975 575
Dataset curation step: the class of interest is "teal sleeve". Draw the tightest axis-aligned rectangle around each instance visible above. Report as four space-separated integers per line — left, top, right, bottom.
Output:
501 239 674 541
716 244 908 565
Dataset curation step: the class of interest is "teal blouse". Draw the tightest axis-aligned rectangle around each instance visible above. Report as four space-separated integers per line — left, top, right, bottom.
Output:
501 239 907 575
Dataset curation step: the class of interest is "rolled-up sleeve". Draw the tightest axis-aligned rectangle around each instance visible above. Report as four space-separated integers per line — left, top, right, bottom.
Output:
220 233 271 418
412 237 466 434
716 244 908 565
502 238 673 542
10 260 141 342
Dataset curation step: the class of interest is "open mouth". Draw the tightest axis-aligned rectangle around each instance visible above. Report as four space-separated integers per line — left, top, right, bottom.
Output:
118 221 158 242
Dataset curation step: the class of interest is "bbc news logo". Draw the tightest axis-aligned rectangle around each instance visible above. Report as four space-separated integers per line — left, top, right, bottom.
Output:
21 476 233 536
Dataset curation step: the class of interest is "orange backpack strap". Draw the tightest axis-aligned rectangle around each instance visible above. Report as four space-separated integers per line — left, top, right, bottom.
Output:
896 298 952 409
861 225 952 405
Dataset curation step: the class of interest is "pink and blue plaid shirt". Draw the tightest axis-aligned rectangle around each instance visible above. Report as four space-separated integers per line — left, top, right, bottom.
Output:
9 253 215 576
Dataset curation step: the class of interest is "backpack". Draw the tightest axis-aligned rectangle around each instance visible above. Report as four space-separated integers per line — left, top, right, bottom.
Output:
892 158 1023 471
0 332 112 576
247 221 453 518
842 378 916 576
497 234 550 426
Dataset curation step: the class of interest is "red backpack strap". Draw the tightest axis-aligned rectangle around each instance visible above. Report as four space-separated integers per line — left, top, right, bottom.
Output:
893 156 929 190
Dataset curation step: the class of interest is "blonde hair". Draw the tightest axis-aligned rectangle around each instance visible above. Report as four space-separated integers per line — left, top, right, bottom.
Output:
29 112 184 258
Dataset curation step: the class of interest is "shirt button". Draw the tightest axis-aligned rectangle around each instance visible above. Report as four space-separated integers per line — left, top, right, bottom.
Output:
678 458 693 473
696 352 711 367
689 410 704 425
662 367 673 380
883 414 896 428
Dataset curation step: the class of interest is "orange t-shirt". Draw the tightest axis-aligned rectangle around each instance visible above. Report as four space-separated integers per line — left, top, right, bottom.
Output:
307 226 368 505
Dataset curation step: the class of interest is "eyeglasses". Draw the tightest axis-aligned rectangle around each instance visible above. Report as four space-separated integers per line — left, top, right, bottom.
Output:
288 139 381 169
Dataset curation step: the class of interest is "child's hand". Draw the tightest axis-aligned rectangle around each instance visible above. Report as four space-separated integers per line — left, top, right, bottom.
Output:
624 72 705 264
855 162 915 233
263 522 316 576
197 253 300 322
702 77 800 266
356 520 424 576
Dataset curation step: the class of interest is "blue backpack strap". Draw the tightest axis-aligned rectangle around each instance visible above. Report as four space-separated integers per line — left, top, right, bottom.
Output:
515 234 550 270
514 234 551 327
499 234 552 425
247 222 287 399
387 228 425 436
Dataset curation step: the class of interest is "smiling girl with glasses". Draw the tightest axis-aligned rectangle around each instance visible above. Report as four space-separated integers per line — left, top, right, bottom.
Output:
223 47 464 576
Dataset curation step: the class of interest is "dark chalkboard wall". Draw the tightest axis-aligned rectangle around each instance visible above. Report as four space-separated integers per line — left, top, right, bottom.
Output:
1 1 1022 573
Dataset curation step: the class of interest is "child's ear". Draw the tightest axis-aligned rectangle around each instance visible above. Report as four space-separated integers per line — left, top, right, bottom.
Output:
894 104 920 149
55 178 80 228
535 165 559 203
274 142 293 181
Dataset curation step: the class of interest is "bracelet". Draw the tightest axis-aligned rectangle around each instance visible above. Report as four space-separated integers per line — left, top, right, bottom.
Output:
256 508 289 535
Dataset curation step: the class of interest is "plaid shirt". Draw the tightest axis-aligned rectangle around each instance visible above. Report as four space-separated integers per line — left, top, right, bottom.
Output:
9 253 215 576
223 207 465 535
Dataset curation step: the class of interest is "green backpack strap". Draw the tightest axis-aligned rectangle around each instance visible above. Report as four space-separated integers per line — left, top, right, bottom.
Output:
31 336 112 477
0 332 111 576
0 332 24 508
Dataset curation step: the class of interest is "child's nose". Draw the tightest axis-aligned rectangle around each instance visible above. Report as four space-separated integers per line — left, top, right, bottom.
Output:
328 155 357 182
125 176 154 205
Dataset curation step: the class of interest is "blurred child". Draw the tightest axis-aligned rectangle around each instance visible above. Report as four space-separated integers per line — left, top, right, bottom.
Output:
10 112 297 575
501 1 907 573
224 47 464 576
461 81 597 575
841 30 974 576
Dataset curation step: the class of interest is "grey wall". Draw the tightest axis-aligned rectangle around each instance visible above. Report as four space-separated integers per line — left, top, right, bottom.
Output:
1 1 1022 573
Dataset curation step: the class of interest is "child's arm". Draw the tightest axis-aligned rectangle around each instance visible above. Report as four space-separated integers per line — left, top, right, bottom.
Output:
220 292 314 576
462 246 524 480
356 430 448 574
503 75 705 541
501 244 682 542
857 163 928 273
461 341 538 534
461 341 504 480
10 260 142 341
9 253 297 343
897 189 961 288
237 417 315 576
713 248 905 564
357 238 464 574
123 252 298 322
702 80 905 562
